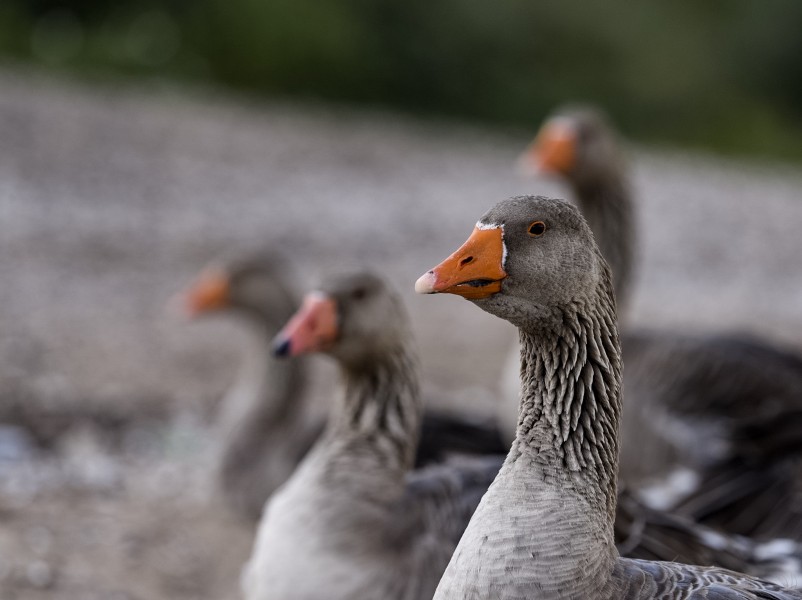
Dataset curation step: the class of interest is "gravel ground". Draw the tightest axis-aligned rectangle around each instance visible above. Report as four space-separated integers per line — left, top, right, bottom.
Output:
0 68 801 598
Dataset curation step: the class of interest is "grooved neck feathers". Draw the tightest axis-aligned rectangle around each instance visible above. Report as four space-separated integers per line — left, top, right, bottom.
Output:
328 345 422 474
512 279 622 521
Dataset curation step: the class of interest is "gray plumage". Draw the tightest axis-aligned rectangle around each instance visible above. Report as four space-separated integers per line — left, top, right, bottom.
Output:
424 196 802 599
610 559 799 599
242 273 504 600
616 489 802 583
503 107 802 540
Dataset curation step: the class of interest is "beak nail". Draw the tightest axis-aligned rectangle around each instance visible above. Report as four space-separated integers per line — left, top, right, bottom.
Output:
273 338 291 358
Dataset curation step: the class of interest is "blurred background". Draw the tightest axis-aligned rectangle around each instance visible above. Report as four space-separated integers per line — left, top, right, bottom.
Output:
0 1 801 598
3 0 802 157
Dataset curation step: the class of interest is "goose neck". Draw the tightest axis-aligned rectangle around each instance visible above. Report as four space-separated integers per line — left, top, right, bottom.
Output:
436 296 622 599
326 343 422 475
221 323 306 434
572 174 635 312
511 296 622 521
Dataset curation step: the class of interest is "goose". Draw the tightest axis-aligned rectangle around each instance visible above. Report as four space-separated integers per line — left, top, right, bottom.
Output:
241 272 504 600
499 107 802 538
180 253 507 520
416 194 802 599
181 253 318 520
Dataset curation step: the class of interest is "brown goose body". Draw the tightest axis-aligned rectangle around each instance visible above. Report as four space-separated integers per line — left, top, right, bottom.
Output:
417 195 802 599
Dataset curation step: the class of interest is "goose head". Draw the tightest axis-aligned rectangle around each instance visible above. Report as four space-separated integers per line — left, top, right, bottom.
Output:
416 195 609 330
178 251 297 329
272 273 410 369
518 106 624 190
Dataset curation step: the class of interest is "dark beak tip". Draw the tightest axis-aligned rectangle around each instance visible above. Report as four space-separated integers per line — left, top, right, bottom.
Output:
272 338 291 358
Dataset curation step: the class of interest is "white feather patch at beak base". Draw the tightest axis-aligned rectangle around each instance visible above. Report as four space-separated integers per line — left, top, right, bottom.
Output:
476 222 507 269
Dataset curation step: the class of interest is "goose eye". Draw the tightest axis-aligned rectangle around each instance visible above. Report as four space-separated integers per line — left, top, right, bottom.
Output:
352 287 368 300
528 221 546 237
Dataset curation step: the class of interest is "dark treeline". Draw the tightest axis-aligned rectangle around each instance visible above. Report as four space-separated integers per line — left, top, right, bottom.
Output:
2 0 802 159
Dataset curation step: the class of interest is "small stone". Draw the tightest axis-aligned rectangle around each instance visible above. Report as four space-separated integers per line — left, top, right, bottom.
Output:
0 425 37 462
25 525 53 555
26 560 53 588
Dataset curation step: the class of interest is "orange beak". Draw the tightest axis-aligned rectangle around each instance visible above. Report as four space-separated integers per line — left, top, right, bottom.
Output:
273 293 338 357
181 269 231 317
518 119 576 177
415 226 507 300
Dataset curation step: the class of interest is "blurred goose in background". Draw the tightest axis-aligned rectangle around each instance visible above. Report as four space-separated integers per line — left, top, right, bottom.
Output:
182 254 802 583
498 107 802 539
614 488 802 582
417 195 802 599
180 253 507 521
242 273 504 600
181 253 320 520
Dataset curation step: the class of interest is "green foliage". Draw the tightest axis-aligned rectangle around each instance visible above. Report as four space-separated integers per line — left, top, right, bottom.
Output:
2 0 802 160
0 4 33 55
